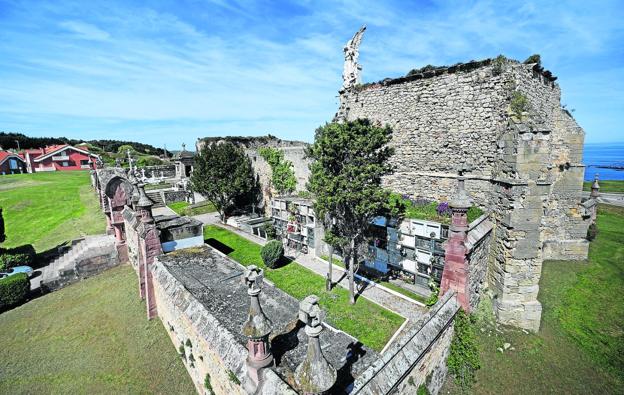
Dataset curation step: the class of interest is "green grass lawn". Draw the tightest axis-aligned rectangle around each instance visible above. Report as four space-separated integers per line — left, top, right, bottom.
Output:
204 225 405 352
445 204 624 394
583 180 624 193
0 172 106 252
319 255 429 304
0 265 195 394
168 200 216 216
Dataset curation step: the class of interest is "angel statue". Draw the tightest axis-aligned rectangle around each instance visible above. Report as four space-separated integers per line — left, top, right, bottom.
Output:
342 25 366 90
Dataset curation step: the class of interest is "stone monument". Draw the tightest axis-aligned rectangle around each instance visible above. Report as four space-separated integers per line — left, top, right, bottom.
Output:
341 25 366 90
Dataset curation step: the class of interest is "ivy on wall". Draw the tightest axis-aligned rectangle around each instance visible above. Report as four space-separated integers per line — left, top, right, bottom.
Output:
259 147 297 196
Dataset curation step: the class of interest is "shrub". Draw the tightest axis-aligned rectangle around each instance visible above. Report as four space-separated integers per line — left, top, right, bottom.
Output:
523 54 541 65
0 273 30 311
417 383 430 395
261 240 283 269
0 244 35 271
262 222 277 240
426 284 440 307
204 373 213 393
137 156 163 167
510 91 529 118
492 54 506 76
447 310 481 392
586 223 598 241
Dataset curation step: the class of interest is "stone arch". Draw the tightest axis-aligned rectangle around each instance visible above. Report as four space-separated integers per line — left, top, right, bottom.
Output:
104 176 133 208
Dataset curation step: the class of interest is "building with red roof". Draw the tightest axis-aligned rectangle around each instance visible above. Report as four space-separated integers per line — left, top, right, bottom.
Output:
0 150 26 175
22 144 99 173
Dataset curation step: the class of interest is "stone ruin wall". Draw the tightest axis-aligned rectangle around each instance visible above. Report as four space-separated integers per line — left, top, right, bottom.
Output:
338 59 589 331
246 146 311 216
338 60 511 208
196 136 311 216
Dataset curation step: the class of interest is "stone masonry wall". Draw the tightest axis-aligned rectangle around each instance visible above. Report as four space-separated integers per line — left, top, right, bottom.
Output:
151 258 295 395
338 59 589 331
352 291 459 395
246 146 311 215
339 61 510 208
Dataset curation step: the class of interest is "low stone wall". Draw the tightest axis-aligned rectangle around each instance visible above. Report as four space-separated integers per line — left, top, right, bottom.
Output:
351 291 460 395
466 214 494 309
163 190 189 204
137 164 176 178
151 258 296 395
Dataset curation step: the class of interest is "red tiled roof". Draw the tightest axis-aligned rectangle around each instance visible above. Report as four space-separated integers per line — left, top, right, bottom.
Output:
0 150 25 165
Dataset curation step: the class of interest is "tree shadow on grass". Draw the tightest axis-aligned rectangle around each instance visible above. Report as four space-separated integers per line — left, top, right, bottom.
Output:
204 238 234 255
354 278 371 303
272 255 294 269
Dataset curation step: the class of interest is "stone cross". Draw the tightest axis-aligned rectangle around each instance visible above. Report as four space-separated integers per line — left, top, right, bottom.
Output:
342 25 366 90
295 295 337 395
241 266 273 392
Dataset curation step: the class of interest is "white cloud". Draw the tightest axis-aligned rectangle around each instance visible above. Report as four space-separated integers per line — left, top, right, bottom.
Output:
59 20 110 41
0 0 622 146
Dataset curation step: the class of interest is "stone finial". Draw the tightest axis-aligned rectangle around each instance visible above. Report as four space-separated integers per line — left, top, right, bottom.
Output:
136 184 154 223
450 165 472 210
241 266 272 338
295 295 337 395
137 184 153 208
241 266 273 392
591 173 600 198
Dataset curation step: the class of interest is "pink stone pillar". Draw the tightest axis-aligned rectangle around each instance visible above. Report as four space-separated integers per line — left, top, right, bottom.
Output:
241 266 273 392
440 173 472 312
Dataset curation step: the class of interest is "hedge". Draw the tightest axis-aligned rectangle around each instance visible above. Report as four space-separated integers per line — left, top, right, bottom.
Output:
0 244 35 272
0 273 30 311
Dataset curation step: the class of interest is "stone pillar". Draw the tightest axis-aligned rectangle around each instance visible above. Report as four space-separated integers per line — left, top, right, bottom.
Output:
137 184 161 319
113 223 124 242
590 173 600 199
241 266 273 392
136 184 154 221
440 173 472 312
295 295 337 395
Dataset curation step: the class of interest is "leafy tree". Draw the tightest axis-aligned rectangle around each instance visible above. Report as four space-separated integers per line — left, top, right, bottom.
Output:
117 144 136 155
259 147 297 196
191 142 256 222
307 119 394 304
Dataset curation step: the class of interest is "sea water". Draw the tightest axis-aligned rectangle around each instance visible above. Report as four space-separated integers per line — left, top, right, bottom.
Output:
583 142 624 181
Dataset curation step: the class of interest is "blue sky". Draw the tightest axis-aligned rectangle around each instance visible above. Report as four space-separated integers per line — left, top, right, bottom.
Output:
0 0 622 150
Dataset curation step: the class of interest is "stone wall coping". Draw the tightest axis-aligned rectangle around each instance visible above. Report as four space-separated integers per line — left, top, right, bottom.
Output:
347 58 557 94
351 291 459 394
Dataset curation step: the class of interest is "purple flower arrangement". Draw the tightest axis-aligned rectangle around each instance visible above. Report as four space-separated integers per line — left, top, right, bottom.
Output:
436 202 451 216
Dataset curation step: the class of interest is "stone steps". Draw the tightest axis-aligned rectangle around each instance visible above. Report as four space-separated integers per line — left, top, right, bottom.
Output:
42 235 116 286
146 191 165 208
